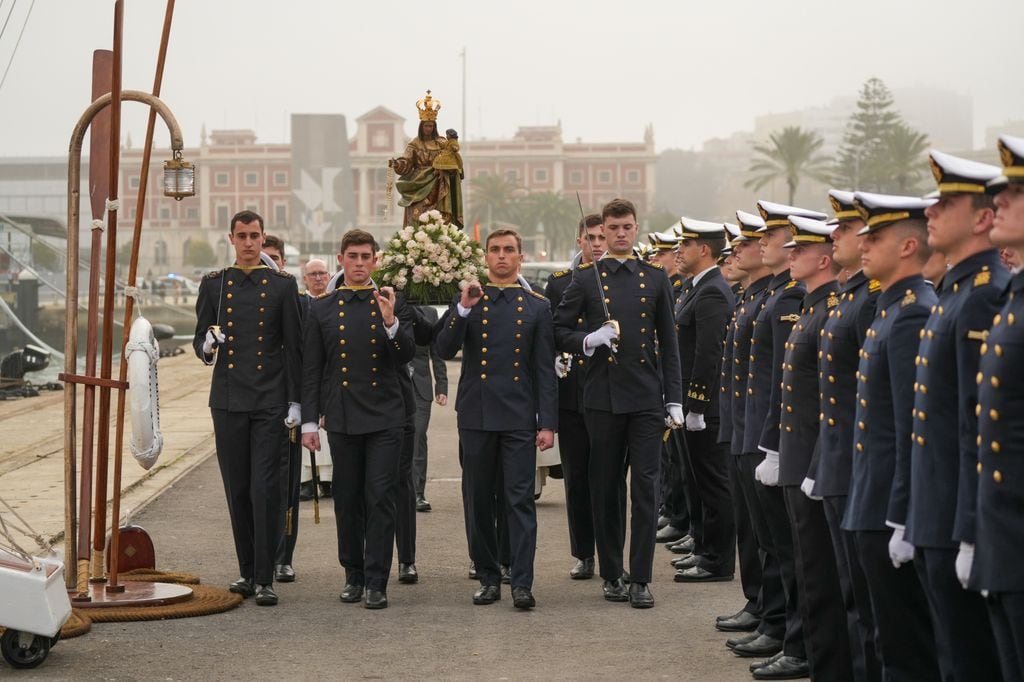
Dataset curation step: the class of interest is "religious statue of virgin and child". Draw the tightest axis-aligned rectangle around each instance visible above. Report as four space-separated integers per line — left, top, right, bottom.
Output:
388 90 465 228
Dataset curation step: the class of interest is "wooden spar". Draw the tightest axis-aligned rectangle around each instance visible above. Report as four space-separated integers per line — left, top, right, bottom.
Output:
91 0 124 585
108 0 176 592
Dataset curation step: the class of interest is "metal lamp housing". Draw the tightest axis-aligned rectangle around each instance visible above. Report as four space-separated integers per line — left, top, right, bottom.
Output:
162 154 195 200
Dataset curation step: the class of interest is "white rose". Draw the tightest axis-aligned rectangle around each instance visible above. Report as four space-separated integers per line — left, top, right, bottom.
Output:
419 213 430 224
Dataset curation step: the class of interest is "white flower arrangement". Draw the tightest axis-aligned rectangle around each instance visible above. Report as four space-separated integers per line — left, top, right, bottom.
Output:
376 209 486 303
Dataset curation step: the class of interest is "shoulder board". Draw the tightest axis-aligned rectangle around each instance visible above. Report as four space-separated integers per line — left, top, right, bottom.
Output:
205 269 224 279
550 269 571 279
577 263 594 270
974 268 991 287
673 279 683 289
868 279 881 293
646 262 664 270
316 290 333 299
784 280 799 289
527 290 547 300
273 269 294 278
779 313 800 323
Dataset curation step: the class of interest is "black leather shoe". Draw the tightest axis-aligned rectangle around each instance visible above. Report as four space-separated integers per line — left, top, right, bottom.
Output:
569 557 595 580
628 582 654 609
727 631 761 650
512 587 536 609
416 496 432 512
473 584 501 605
398 563 418 584
672 554 701 570
668 536 696 554
468 562 477 580
674 566 734 583
749 651 784 673
751 655 809 679
229 577 255 598
319 482 333 498
657 514 671 530
254 584 278 606
274 564 295 583
732 633 784 658
339 583 364 603
364 588 388 609
299 482 315 501
717 607 747 622
621 571 631 584
716 610 760 632
500 565 511 585
656 525 686 543
603 578 629 602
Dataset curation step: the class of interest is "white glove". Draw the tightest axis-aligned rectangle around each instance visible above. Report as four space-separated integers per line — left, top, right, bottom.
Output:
754 451 780 486
284 402 301 428
888 525 915 568
555 354 571 379
583 322 619 353
955 542 975 589
665 403 684 429
684 412 706 431
800 477 821 501
202 327 226 356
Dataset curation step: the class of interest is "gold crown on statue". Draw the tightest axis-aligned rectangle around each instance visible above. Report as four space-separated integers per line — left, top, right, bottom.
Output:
416 90 442 121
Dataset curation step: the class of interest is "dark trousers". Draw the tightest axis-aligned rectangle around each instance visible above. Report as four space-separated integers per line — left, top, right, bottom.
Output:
412 397 432 497
395 416 416 564
915 547 1002 682
785 486 852 680
663 435 693 533
276 435 302 566
328 428 402 591
558 409 595 561
211 407 287 585
736 453 786 640
458 439 511 566
460 428 537 589
681 424 735 574
852 530 940 682
585 408 662 584
730 452 762 616
824 496 881 682
989 592 1024 682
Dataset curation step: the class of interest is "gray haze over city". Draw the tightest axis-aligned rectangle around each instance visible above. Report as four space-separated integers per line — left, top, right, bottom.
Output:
0 0 1022 156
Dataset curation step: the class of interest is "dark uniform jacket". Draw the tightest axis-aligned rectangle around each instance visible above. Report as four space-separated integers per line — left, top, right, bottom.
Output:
436 284 557 432
718 294 742 445
410 305 447 402
972 271 1024 592
670 273 686 302
675 267 734 417
545 269 586 414
554 257 683 413
778 281 839 486
728 274 773 454
843 275 936 532
899 250 1009 547
807 271 879 497
193 264 301 411
300 286 416 435
743 270 805 456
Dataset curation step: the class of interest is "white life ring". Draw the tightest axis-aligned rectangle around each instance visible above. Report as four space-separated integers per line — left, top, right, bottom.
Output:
126 316 163 470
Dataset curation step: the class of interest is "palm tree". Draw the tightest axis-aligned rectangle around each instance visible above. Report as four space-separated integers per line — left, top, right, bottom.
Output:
516 192 581 258
883 123 930 194
745 126 832 205
469 174 522 228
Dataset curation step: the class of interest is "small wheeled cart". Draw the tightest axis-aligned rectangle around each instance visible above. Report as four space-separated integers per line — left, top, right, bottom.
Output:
0 548 72 669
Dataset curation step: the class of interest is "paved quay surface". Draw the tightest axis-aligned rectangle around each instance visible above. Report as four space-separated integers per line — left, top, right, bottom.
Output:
3 356 752 680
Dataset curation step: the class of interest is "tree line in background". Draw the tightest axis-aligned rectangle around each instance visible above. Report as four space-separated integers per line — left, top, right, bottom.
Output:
746 77 931 205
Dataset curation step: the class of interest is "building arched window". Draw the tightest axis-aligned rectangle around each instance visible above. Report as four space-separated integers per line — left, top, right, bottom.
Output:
154 239 168 266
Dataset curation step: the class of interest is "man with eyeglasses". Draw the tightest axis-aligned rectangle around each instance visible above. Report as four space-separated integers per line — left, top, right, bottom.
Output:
298 259 335 501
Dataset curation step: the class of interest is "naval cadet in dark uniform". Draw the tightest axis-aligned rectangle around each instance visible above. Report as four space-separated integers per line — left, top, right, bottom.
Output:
545 213 606 581
804 190 881 682
670 218 736 583
300 229 415 610
436 228 557 610
888 151 1005 682
193 210 302 607
554 197 683 609
973 134 1024 681
737 201 822 676
718 211 781 642
841 192 941 681
774 216 850 681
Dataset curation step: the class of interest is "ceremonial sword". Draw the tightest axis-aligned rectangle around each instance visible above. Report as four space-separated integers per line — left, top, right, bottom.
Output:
576 192 618 363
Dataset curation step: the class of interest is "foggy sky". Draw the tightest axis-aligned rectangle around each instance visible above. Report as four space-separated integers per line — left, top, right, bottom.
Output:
1 0 1021 157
